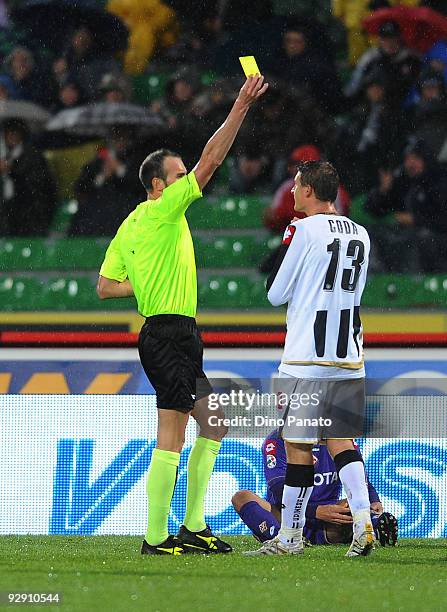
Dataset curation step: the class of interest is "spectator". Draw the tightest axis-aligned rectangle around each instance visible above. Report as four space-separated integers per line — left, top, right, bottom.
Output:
151 68 200 126
0 119 57 236
164 10 223 68
269 21 343 114
264 145 350 234
345 20 420 108
238 84 335 185
69 127 142 237
1 46 54 108
0 74 17 100
411 70 447 158
97 72 132 103
336 70 406 193
52 78 86 113
365 140 447 272
190 77 237 135
332 0 372 66
150 68 206 163
229 144 271 195
260 145 350 273
53 26 121 101
424 41 447 86
107 0 178 75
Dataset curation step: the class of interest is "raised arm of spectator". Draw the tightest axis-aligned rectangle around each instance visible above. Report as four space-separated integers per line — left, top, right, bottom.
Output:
192 75 268 191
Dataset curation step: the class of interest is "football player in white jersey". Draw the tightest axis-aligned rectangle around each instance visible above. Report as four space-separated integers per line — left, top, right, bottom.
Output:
245 161 374 558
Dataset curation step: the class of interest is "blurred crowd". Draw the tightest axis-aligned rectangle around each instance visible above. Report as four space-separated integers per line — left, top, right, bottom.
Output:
0 0 447 273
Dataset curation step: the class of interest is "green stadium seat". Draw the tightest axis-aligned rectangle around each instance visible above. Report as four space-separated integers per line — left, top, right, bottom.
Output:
199 275 251 308
198 274 270 308
0 276 45 310
0 239 47 272
39 276 137 311
40 276 97 310
249 277 270 308
49 199 79 234
200 71 216 87
187 195 268 229
349 194 394 227
362 274 447 308
193 233 279 269
46 238 109 270
132 73 170 104
0 237 109 272
418 276 447 307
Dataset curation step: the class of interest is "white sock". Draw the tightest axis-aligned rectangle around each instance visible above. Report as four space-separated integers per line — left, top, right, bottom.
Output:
352 509 372 534
338 461 370 514
278 484 313 545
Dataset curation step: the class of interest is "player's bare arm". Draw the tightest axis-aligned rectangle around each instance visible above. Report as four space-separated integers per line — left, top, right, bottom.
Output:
193 75 268 190
96 276 134 299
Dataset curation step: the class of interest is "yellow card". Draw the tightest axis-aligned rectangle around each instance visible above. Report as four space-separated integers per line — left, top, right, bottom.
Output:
239 56 261 78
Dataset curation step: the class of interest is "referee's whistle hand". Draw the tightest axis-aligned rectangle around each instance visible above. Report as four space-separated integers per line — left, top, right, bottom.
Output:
238 75 269 107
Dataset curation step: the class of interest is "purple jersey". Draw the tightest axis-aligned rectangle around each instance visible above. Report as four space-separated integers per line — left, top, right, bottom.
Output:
262 429 379 521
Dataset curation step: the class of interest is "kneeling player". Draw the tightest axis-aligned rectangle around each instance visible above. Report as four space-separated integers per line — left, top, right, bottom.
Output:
233 430 397 546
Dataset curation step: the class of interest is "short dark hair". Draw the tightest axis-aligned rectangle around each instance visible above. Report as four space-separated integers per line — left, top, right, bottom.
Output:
139 148 181 192
298 160 339 202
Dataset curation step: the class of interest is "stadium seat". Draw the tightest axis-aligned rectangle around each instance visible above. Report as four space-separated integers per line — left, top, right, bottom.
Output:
193 233 280 269
40 276 97 310
198 274 269 308
200 71 216 87
38 276 138 311
46 238 109 270
362 274 446 308
187 195 268 229
132 73 170 104
0 276 45 310
199 275 250 308
49 199 79 235
0 238 108 272
349 193 394 227
0 239 47 272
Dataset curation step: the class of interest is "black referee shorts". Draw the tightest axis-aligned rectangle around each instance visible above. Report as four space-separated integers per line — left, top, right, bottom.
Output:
138 314 213 413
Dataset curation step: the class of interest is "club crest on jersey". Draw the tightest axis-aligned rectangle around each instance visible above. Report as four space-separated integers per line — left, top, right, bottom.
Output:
282 224 296 245
266 454 277 468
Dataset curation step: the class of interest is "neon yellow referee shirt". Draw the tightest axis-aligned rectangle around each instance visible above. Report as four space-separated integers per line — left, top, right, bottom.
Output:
100 171 202 318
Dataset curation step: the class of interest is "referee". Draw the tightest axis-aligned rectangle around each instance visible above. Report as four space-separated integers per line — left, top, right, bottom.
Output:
97 75 268 555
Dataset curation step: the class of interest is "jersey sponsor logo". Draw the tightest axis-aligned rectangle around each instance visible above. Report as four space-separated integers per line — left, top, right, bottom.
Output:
266 454 277 468
265 440 277 455
282 224 296 245
314 471 338 486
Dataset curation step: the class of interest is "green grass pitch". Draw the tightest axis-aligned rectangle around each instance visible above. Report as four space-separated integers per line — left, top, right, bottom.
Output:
1 537 446 611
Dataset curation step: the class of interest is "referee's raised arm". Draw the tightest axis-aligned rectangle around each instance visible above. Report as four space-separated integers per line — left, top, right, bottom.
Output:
193 75 268 190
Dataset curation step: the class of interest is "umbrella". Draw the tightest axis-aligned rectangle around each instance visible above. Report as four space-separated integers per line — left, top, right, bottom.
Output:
46 102 166 137
0 100 50 131
12 0 128 53
363 6 447 54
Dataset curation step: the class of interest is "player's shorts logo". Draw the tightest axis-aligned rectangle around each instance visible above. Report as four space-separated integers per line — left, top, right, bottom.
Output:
266 454 277 468
259 521 268 533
